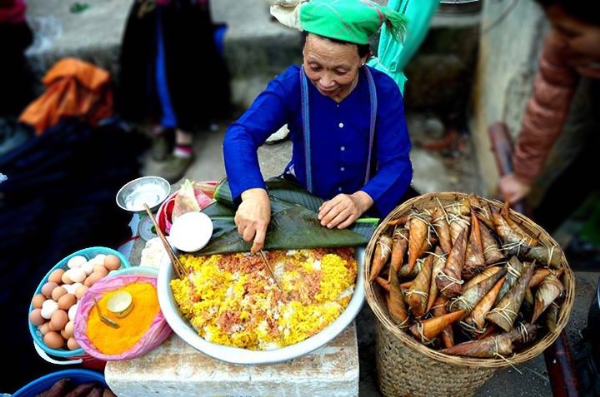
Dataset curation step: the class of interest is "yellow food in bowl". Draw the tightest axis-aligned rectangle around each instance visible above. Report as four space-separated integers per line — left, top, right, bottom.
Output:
86 282 159 355
170 248 357 350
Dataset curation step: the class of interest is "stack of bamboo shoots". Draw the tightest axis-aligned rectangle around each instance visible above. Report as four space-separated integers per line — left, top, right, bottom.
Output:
368 193 570 359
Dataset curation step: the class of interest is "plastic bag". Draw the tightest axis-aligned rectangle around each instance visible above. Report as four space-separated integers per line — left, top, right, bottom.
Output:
171 179 215 223
73 274 172 361
172 179 201 222
157 180 218 234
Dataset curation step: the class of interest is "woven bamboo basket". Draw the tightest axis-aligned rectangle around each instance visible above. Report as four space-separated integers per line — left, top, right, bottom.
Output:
363 192 575 397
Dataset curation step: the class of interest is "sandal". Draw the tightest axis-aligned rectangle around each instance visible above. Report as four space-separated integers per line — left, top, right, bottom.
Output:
159 154 195 184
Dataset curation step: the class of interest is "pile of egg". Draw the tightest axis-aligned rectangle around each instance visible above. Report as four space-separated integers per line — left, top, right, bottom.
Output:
29 253 123 350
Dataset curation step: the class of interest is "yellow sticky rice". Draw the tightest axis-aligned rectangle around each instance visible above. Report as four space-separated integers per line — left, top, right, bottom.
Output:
170 248 357 350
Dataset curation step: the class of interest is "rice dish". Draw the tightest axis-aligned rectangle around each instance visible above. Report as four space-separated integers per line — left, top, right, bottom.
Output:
170 247 357 350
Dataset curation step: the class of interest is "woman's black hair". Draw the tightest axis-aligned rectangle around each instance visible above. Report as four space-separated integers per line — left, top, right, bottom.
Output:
534 0 600 26
302 32 371 58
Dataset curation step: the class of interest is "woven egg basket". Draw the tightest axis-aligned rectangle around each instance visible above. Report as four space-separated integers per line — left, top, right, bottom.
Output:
363 192 575 397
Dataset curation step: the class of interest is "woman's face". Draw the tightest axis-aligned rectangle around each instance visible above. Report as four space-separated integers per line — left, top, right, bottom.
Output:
546 5 600 78
302 34 368 101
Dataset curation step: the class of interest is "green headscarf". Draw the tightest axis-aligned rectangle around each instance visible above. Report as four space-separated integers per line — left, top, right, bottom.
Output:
272 0 407 45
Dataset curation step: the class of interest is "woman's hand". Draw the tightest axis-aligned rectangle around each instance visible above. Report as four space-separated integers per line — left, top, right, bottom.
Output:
235 188 271 254
498 173 532 204
318 191 373 229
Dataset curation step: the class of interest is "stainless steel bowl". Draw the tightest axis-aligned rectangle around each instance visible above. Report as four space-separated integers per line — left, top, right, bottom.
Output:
116 176 171 213
157 248 365 365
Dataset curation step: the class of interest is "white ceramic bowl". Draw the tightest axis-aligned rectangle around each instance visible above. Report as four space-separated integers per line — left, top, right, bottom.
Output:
157 248 365 365
169 211 213 252
116 176 171 213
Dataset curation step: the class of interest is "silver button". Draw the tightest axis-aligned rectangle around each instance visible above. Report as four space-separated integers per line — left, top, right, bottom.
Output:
338 187 343 192
340 167 345 171
338 123 344 128
340 146 345 151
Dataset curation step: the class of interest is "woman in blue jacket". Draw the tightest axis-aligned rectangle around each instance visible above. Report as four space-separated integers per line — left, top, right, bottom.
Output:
223 0 415 254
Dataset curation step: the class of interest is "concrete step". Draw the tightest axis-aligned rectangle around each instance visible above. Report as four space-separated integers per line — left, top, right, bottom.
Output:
24 0 480 115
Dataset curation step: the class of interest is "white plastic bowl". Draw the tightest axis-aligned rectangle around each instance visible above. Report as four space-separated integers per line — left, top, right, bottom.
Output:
157 248 365 365
168 211 213 252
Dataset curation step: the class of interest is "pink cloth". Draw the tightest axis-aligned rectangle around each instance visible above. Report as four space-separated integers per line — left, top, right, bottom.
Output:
0 0 27 23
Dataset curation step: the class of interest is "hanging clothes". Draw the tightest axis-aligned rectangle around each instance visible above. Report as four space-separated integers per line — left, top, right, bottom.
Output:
367 0 441 93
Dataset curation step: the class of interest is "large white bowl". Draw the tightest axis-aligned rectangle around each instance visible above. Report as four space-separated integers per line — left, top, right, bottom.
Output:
157 248 365 365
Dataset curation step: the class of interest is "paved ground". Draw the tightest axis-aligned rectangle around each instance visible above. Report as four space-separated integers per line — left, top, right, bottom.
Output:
141 113 600 397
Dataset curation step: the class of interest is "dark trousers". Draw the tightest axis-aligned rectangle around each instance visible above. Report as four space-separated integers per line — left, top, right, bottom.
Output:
0 22 35 116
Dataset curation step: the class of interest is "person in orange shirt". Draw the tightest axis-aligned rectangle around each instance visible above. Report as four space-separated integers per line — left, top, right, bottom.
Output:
498 0 600 240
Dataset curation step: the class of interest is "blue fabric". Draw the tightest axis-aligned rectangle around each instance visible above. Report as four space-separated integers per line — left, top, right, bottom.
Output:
214 24 227 57
223 65 413 217
155 6 177 128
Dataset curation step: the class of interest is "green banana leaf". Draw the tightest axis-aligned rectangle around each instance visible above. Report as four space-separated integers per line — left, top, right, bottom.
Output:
213 176 325 213
196 177 380 254
199 205 372 255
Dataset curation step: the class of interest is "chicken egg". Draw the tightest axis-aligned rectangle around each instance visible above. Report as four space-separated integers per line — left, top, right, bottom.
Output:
68 303 79 321
43 331 65 349
29 308 45 326
62 320 74 339
39 322 51 336
41 281 58 298
58 293 77 311
50 309 69 331
103 254 122 271
95 265 109 278
66 267 86 283
63 283 78 294
67 255 87 269
31 293 46 309
75 284 89 299
41 299 59 319
81 261 95 275
67 337 80 350
61 271 73 284
51 286 68 302
84 271 103 287
48 268 65 284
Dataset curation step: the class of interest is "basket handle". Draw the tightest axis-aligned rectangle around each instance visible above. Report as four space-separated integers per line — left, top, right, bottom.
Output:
33 341 83 365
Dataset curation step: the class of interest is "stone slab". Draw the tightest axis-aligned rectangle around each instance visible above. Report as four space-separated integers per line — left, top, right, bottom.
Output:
105 323 359 397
